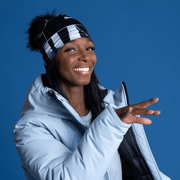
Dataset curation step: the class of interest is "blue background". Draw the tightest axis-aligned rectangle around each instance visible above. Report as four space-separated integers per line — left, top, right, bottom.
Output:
0 0 179 179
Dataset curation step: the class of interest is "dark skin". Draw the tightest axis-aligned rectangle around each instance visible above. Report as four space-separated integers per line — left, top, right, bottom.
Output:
54 38 97 116
115 98 160 125
60 84 88 116
54 37 160 123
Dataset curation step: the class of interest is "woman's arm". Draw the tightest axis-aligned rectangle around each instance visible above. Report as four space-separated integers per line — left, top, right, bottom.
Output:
13 105 130 180
13 97 161 180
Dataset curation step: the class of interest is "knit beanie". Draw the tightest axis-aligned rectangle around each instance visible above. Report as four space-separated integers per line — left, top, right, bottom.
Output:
28 13 92 67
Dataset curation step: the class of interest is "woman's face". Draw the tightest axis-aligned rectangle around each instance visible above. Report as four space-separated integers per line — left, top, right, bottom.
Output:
54 37 97 88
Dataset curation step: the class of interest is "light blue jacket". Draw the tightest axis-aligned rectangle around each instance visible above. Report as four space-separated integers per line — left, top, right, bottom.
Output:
13 75 171 180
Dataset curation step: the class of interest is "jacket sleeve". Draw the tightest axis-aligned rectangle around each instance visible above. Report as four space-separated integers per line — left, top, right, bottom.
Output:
13 104 131 180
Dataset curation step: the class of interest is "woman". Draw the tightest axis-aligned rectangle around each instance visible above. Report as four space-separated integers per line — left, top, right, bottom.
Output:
13 11 171 180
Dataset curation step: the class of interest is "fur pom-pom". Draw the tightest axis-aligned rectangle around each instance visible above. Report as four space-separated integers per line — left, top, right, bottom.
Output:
26 10 56 51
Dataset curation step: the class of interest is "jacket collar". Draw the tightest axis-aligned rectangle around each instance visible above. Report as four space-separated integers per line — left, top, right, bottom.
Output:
21 74 127 126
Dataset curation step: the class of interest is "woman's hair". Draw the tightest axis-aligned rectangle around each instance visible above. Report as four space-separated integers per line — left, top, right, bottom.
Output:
27 10 106 121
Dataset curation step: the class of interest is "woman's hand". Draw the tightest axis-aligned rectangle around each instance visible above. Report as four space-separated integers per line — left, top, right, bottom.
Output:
115 98 160 125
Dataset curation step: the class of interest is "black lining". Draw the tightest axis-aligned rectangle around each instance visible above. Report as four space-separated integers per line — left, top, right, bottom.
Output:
119 82 154 180
122 82 129 106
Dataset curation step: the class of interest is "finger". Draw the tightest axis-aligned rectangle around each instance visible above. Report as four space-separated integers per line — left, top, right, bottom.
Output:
131 98 159 109
132 116 152 125
122 114 152 124
130 108 161 116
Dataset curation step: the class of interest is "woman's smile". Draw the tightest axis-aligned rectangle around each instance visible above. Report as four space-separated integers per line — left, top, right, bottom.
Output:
73 67 90 74
54 37 97 87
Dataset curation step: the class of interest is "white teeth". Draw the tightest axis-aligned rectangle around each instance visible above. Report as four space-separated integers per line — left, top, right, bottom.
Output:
73 68 89 71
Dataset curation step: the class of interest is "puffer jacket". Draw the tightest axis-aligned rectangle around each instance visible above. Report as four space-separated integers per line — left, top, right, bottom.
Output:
13 75 171 180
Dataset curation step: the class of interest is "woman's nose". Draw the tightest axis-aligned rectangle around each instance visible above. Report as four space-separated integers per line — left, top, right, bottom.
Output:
78 50 90 62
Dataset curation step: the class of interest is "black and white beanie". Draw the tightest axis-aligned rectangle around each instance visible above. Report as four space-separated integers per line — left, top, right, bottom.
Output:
35 13 92 67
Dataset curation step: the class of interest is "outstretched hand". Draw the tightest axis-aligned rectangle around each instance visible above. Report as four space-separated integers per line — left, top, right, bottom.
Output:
115 98 160 125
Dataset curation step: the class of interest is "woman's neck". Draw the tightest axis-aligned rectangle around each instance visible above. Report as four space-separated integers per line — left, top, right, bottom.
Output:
61 84 89 116
42 74 89 116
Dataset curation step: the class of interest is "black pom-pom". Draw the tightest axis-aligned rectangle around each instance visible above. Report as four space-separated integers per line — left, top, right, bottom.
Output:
26 10 56 52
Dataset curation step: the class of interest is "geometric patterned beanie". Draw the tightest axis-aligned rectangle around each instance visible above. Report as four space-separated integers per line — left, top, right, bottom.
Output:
35 13 92 67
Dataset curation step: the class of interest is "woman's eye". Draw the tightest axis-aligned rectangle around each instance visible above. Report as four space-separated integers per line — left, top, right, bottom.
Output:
87 47 96 51
64 48 75 52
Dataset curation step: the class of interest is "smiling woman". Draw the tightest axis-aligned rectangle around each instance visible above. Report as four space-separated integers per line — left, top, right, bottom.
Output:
13 10 171 180
52 37 97 116
54 38 96 87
